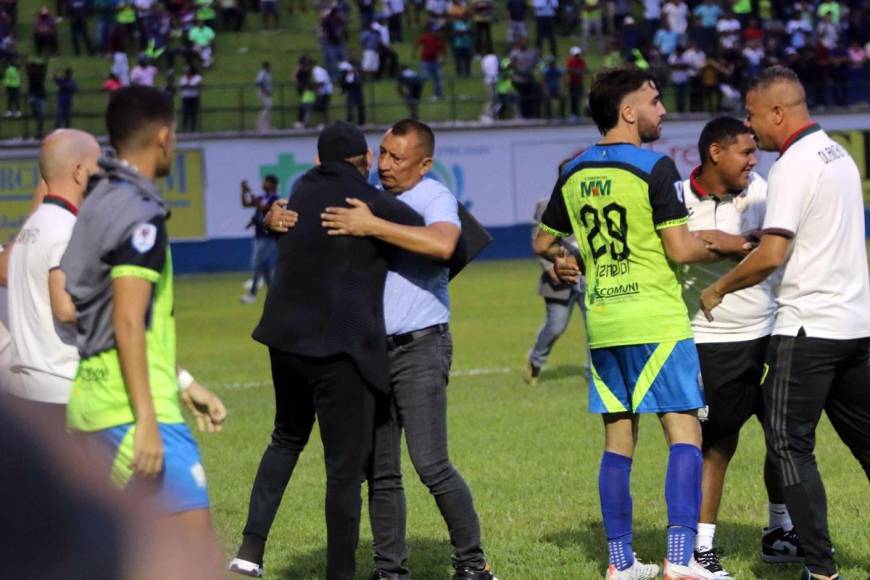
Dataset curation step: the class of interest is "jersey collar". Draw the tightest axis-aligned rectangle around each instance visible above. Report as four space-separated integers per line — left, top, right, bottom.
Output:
689 166 724 201
43 194 79 216
779 122 821 157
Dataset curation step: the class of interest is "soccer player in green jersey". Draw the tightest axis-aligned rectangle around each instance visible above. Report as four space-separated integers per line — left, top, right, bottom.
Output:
60 86 222 567
534 68 725 580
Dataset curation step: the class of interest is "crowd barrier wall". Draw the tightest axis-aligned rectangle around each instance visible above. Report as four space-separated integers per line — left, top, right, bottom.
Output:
2 115 869 273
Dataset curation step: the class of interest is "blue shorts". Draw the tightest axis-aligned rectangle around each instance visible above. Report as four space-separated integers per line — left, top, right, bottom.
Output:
88 423 210 514
589 338 704 414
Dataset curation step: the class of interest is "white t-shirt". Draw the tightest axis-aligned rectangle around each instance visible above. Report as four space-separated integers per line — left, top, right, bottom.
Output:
0 246 16 395
312 65 333 95
643 0 660 19
179 73 203 98
662 1 688 34
716 17 741 49
762 125 870 339
130 64 158 86
8 202 80 403
682 171 775 343
481 53 499 83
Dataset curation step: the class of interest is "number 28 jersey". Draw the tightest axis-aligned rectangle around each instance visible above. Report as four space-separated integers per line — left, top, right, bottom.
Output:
540 143 691 348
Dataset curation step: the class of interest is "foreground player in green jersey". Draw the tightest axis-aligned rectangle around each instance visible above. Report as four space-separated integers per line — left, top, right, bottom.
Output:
60 86 222 570
535 68 727 580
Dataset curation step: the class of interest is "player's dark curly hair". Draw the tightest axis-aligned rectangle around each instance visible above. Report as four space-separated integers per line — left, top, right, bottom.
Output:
106 85 174 152
588 67 659 136
698 116 753 164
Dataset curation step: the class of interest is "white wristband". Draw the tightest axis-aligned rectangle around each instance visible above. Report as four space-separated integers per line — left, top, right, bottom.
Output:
177 368 195 392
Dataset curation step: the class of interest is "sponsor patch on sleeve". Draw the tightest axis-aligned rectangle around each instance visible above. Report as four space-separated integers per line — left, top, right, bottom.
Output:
131 223 158 254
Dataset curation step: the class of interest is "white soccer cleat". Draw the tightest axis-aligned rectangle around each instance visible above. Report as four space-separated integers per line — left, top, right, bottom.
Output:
606 556 660 579
240 293 257 304
693 549 734 579
663 557 720 579
228 557 264 577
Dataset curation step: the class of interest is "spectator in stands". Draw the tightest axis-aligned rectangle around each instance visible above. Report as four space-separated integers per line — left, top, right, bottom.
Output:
134 0 155 49
742 37 765 79
451 17 472 78
1 0 16 26
311 59 333 124
259 0 278 29
94 0 116 53
53 68 77 128
447 0 468 22
115 1 137 48
682 39 706 111
471 0 494 55
785 10 812 50
255 60 272 132
189 19 215 68
817 12 839 50
294 55 312 127
668 44 689 112
111 51 130 84
321 4 348 81
357 0 375 30
581 0 603 53
103 71 123 95
2 59 20 117
338 58 365 125
425 0 448 32
565 46 585 119
848 39 867 105
219 0 244 31
195 0 217 27
693 0 722 55
540 55 563 119
372 18 397 79
130 55 157 85
179 65 202 131
505 0 526 45
480 50 498 120
239 176 279 304
532 0 557 56
641 0 660 43
611 0 630 34
495 55 514 118
385 0 405 41
653 19 679 57
67 0 95 55
716 8 741 52
397 64 423 119
361 23 380 81
33 7 59 56
26 57 47 139
417 22 445 98
510 35 540 118
662 0 688 40
620 15 643 58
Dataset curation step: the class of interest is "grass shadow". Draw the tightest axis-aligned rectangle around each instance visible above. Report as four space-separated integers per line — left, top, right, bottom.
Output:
538 364 589 384
277 537 453 579
543 520 867 579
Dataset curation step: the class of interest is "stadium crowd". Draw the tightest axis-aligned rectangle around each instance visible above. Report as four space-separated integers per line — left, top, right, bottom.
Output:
2 0 870 134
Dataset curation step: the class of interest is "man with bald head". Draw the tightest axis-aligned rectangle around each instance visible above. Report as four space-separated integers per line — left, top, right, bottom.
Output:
701 66 870 580
6 129 100 424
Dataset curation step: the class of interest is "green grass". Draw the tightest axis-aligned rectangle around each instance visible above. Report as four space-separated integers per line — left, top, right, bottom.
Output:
174 259 870 579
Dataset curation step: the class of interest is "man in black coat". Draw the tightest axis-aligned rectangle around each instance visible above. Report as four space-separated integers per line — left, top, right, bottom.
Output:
229 122 423 580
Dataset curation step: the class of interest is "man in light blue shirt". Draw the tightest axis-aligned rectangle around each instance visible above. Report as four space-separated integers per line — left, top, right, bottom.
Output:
319 119 496 580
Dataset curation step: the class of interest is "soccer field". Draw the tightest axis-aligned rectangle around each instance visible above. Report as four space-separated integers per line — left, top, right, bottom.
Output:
176 259 870 579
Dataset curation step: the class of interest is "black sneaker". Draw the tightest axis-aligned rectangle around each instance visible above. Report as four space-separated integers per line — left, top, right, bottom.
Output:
762 526 804 564
694 548 733 578
452 563 498 580
523 361 541 385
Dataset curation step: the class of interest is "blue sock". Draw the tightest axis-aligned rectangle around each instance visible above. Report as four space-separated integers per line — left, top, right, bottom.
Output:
599 451 634 570
665 443 702 566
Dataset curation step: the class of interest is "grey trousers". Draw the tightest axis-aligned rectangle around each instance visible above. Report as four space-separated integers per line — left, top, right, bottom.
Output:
367 329 486 578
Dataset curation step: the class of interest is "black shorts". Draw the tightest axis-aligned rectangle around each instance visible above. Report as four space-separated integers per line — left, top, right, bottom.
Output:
696 336 769 445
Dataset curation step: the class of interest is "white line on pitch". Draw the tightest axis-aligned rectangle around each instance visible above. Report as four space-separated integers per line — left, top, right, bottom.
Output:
212 367 516 389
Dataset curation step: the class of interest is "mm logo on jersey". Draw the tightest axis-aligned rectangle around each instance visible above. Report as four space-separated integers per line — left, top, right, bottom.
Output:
580 179 612 198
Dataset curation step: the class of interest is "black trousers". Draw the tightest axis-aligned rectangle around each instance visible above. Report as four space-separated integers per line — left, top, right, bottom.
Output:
762 333 870 576
239 349 376 580
368 329 485 578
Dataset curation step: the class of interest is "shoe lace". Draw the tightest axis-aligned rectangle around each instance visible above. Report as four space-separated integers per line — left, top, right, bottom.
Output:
695 549 725 573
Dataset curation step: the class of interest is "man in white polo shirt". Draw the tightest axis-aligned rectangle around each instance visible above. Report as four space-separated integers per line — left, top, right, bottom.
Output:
7 129 100 424
701 66 870 580
684 116 797 579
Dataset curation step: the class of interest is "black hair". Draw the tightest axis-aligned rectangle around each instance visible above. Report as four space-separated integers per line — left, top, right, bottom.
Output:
748 65 801 92
106 85 174 151
588 67 659 135
391 118 435 156
698 116 753 164
264 174 279 186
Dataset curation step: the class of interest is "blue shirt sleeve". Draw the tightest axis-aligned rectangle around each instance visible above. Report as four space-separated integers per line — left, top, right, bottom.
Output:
421 186 462 229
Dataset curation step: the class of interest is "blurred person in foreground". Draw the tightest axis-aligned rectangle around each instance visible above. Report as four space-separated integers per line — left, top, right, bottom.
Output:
59 86 225 560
